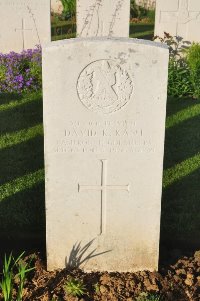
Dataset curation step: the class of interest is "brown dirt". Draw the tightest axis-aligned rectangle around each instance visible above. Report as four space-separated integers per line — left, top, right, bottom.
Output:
0 251 200 301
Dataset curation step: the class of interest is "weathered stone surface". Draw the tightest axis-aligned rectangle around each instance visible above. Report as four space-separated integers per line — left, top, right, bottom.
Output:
0 0 51 53
77 0 130 37
155 0 200 42
43 37 169 272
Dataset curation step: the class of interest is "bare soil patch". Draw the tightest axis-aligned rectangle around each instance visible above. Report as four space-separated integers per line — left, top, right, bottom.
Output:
1 251 199 301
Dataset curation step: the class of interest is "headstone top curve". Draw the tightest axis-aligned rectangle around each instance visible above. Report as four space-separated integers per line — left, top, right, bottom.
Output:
43 37 169 51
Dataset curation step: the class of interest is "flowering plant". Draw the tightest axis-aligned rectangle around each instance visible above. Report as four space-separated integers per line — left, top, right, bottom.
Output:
154 33 200 98
0 46 42 93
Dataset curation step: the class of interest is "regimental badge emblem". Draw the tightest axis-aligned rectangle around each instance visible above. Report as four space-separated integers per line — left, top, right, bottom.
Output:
77 59 134 114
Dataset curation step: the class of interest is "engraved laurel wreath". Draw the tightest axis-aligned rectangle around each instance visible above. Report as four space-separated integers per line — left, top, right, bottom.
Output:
77 59 134 114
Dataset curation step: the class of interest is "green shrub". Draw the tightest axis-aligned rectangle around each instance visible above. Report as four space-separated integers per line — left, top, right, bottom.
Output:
146 9 155 22
29 61 42 87
60 0 76 20
155 33 200 98
186 43 200 98
130 0 148 19
168 58 192 98
156 33 193 98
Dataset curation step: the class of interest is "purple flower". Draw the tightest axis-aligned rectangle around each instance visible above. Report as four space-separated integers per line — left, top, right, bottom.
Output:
0 46 42 93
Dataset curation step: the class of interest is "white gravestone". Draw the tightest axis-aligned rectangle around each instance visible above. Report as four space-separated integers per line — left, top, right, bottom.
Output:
77 0 130 37
0 0 51 54
43 37 169 272
155 0 200 42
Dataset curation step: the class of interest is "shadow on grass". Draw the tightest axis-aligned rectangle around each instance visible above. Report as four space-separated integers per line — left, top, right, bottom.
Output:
0 93 21 105
0 92 45 253
161 168 200 242
129 23 154 40
0 182 45 233
166 97 200 117
0 136 44 185
164 114 200 170
159 167 200 266
0 183 45 260
0 93 43 135
129 23 154 35
160 97 200 254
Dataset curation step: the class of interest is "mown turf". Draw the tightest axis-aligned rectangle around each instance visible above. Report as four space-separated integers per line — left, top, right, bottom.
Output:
51 22 154 41
161 97 200 246
0 92 45 238
129 23 154 39
0 93 200 248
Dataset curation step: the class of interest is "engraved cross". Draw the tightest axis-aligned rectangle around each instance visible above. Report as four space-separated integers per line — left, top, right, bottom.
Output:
78 159 130 235
15 19 32 50
160 0 200 38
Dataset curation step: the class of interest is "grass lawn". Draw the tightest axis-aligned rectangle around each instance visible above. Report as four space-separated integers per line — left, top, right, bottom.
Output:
0 92 200 251
161 98 200 248
51 21 154 41
51 20 76 41
0 92 45 244
129 22 154 39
